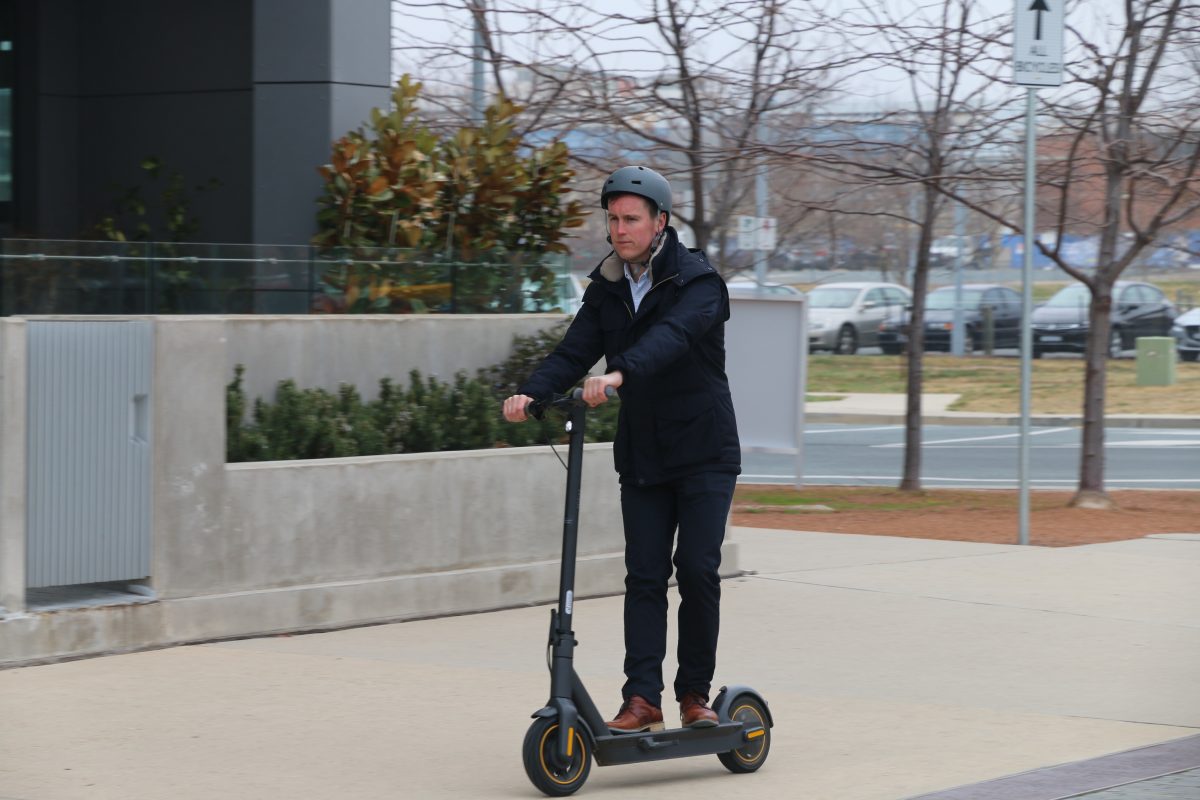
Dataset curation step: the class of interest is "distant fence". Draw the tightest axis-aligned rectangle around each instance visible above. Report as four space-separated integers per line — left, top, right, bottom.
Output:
0 239 577 317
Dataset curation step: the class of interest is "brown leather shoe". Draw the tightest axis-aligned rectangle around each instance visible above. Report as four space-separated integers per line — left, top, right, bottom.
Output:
607 695 665 733
679 691 718 728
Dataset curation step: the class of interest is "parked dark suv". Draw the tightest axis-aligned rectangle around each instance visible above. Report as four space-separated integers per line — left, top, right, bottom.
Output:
1031 281 1176 359
877 284 1023 354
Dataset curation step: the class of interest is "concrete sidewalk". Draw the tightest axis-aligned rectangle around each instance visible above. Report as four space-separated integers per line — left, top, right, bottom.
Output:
805 392 1200 428
2 527 1197 799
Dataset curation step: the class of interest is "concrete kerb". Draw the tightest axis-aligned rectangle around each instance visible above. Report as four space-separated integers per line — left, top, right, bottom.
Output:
806 411 1200 428
804 391 1200 428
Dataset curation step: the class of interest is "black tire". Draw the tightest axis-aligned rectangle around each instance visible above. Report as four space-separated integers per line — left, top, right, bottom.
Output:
717 695 772 774
833 324 858 355
966 326 980 353
1182 350 1199 363
1107 328 1125 359
880 344 902 356
522 717 591 797
1032 347 1044 359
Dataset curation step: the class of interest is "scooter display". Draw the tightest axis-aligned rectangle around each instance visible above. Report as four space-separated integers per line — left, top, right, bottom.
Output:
520 388 773 796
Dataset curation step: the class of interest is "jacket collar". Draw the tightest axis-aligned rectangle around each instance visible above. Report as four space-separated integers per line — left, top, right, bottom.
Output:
591 226 678 285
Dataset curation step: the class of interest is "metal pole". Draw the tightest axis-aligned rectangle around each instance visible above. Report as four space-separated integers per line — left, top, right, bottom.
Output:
471 0 485 124
1018 88 1036 547
951 196 966 356
754 120 768 291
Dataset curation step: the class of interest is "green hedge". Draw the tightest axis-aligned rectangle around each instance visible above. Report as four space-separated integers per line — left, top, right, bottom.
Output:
226 322 620 462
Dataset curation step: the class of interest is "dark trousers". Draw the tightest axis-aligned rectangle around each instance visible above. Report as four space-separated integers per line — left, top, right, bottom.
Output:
619 471 736 709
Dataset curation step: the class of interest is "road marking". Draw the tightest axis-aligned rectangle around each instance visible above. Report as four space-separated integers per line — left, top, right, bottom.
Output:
1110 429 1198 435
872 427 1073 448
1106 439 1200 447
804 425 905 435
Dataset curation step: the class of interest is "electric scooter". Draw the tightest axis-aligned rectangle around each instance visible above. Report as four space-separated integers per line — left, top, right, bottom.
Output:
520 388 773 796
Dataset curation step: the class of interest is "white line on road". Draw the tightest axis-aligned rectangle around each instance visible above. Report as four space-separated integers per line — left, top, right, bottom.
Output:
872 427 1073 448
1106 440 1200 447
804 425 905 435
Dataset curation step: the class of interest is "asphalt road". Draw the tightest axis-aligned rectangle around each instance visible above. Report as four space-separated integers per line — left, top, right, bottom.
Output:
742 422 1200 489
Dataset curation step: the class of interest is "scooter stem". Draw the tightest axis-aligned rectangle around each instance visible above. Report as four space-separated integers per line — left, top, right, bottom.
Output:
550 400 588 765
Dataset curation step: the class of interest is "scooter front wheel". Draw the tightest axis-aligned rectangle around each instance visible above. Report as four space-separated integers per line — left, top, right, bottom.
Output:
522 717 591 796
717 694 771 774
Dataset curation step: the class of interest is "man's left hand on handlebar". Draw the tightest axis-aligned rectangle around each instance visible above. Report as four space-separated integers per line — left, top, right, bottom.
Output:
582 371 623 407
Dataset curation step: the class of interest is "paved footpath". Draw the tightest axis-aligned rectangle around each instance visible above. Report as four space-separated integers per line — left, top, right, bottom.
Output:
1072 768 1200 799
2 528 1198 799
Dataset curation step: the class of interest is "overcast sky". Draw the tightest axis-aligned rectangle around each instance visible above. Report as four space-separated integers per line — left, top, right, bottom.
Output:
390 0 1114 111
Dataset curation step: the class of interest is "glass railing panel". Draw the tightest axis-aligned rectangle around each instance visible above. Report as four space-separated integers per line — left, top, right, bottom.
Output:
0 240 578 316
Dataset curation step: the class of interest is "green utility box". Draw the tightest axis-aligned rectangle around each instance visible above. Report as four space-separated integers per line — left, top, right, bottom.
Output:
1136 337 1176 386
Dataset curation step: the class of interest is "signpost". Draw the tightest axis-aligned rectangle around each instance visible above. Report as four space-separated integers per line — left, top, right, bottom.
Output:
1013 0 1063 546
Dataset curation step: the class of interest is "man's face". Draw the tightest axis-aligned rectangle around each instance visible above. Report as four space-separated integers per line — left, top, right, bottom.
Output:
607 194 666 264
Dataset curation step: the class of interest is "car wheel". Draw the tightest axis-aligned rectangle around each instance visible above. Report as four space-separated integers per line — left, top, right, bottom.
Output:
880 344 902 356
1107 328 1125 359
834 324 858 355
1032 347 1044 359
1182 350 1199 363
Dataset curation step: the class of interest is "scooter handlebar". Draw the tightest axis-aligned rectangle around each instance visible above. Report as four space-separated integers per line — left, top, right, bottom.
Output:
526 386 616 420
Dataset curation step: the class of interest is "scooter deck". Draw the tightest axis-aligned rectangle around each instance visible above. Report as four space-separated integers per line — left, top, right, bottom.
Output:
593 721 749 766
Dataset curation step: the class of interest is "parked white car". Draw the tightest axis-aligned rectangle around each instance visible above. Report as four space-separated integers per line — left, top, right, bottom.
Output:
726 279 803 299
807 282 912 354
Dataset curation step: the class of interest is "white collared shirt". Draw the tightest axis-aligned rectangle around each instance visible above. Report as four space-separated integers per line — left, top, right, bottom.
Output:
624 262 652 312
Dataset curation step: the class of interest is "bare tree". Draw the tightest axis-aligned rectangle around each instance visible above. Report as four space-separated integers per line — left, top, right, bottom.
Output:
782 0 1017 491
1025 0 1200 507
392 0 834 264
917 0 1200 507
772 0 1195 503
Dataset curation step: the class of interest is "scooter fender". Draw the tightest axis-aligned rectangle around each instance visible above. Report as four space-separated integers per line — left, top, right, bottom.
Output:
711 685 775 728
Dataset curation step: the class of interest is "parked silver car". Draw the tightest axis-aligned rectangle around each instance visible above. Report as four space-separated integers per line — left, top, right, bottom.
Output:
807 282 912 354
1172 306 1200 362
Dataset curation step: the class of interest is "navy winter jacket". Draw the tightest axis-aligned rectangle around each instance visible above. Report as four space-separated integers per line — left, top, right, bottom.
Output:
519 227 741 486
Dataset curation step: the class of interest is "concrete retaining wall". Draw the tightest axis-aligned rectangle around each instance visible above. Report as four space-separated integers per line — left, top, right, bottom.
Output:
0 315 739 667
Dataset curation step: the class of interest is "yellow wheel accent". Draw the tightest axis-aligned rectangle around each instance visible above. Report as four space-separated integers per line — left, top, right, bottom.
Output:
732 704 767 764
718 695 772 774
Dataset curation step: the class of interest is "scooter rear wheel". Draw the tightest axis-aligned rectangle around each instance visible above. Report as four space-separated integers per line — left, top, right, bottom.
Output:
717 694 771 774
522 717 591 796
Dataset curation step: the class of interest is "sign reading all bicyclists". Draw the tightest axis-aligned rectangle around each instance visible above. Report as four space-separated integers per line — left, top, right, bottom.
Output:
1013 0 1063 87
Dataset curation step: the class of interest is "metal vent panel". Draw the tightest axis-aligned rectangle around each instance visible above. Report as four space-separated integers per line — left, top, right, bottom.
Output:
26 321 152 588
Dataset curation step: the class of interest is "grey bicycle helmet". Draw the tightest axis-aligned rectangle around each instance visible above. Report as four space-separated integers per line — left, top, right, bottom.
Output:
600 166 672 221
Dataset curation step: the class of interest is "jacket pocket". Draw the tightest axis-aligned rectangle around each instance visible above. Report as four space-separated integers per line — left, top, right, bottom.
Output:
655 392 721 469
600 302 630 355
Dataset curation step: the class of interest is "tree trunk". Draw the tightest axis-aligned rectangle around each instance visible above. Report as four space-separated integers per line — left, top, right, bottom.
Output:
900 186 939 491
1071 287 1115 508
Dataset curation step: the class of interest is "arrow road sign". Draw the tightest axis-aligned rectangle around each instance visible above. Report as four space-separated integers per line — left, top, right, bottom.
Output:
1029 0 1048 39
1013 0 1063 87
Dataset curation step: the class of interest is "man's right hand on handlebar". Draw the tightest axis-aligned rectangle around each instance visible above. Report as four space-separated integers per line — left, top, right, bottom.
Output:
503 394 535 423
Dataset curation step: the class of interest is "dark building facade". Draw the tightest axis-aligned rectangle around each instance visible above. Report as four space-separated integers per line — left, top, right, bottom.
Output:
5 0 391 245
